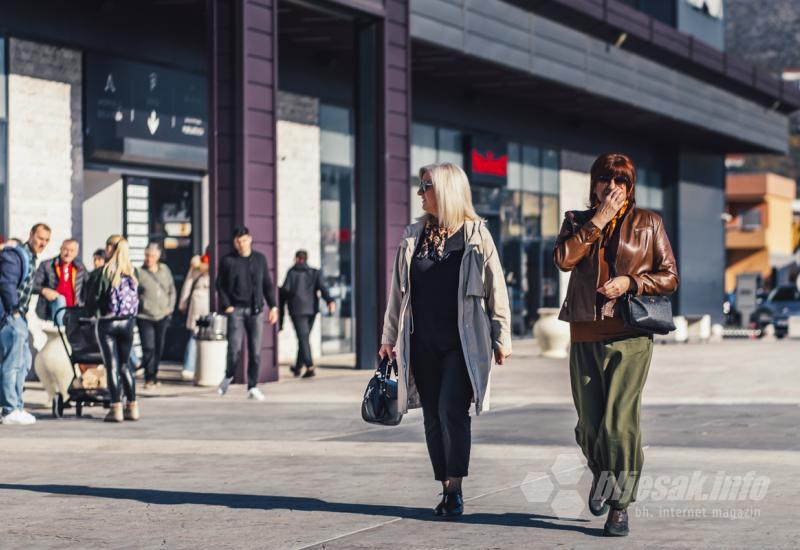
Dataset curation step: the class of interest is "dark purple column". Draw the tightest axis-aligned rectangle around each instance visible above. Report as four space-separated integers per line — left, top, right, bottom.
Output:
379 0 411 332
208 0 279 383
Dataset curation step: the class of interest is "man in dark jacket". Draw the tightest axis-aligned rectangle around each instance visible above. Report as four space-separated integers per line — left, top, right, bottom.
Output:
0 223 50 425
279 250 335 378
33 238 88 325
216 226 278 400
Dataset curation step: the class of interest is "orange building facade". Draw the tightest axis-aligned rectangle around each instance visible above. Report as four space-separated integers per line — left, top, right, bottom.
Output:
725 173 797 292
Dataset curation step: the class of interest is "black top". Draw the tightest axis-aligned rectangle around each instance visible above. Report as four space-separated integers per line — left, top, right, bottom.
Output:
217 251 277 312
410 227 465 349
279 263 333 317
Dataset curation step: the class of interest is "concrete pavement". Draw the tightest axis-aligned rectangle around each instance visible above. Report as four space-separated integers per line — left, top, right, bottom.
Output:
1 338 799 549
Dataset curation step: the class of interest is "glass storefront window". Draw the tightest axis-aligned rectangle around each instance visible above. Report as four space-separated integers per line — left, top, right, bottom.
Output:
437 127 463 166
507 142 522 191
320 104 355 354
522 193 541 239
542 148 559 195
541 195 560 237
522 145 541 193
411 123 436 170
637 168 664 212
501 190 523 239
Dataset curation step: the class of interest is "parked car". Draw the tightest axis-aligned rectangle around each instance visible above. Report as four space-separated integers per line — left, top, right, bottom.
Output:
750 286 800 338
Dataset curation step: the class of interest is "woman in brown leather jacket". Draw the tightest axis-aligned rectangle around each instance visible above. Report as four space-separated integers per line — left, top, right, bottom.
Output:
554 153 678 537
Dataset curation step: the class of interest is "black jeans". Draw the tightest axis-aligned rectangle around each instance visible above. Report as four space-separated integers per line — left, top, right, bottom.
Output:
291 314 315 369
226 307 265 389
411 333 474 481
96 318 136 404
137 317 171 383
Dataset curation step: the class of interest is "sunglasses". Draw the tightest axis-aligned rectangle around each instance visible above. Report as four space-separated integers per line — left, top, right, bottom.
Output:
418 179 433 193
597 175 631 186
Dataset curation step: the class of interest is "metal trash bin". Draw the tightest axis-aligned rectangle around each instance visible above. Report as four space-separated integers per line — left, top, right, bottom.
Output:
194 313 228 387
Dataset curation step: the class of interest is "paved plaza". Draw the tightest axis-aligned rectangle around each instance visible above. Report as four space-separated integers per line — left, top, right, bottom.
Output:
1 338 799 549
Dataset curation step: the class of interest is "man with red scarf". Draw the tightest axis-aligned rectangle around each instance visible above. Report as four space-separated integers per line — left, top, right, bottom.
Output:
34 239 88 325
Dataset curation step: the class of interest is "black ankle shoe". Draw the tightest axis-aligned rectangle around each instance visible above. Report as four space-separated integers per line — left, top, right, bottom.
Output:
588 473 609 517
604 507 629 537
441 492 464 518
302 368 316 379
433 494 447 516
290 366 302 378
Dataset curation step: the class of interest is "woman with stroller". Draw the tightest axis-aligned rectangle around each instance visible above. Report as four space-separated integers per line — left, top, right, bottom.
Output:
85 236 141 423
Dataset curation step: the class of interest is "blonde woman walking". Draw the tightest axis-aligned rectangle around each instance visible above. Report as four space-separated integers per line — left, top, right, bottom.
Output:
379 162 512 517
85 236 141 422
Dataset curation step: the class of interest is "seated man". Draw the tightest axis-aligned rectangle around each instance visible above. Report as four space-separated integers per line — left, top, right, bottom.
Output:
34 239 88 326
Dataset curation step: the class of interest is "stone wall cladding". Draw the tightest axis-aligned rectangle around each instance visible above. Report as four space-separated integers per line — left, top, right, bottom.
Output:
8 39 82 253
277 91 322 364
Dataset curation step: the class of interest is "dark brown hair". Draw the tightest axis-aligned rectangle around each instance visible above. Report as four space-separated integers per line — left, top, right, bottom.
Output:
589 153 637 208
30 223 52 235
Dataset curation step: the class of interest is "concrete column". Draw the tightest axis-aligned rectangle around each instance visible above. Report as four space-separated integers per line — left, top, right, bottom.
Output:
675 151 726 323
276 92 322 365
209 0 279 383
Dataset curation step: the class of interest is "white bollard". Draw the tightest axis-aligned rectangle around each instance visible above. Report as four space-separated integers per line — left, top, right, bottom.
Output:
533 307 570 359
672 316 688 343
788 316 800 339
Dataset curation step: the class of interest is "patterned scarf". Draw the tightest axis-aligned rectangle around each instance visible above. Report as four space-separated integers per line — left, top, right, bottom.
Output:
603 200 630 244
416 219 450 261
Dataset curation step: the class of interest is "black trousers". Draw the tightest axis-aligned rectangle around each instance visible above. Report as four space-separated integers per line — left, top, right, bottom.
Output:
225 307 265 389
411 333 474 481
96 318 136 404
291 314 315 369
137 317 171 383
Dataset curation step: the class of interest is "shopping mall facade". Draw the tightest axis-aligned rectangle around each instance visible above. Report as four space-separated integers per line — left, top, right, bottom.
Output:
0 0 797 381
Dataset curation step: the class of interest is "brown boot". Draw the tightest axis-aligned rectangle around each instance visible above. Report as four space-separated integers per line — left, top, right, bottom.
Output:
104 402 124 423
124 401 140 421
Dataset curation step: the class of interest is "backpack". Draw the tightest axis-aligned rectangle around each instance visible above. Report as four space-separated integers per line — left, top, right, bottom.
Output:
107 275 139 317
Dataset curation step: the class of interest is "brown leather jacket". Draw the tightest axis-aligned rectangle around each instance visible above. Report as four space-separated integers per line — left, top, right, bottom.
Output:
554 206 679 322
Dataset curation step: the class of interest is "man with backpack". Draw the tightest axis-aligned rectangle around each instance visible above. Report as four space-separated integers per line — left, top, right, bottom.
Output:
0 223 51 425
279 250 335 378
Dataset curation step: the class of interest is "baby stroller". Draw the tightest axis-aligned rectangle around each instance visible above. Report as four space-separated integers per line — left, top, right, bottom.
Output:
54 306 110 417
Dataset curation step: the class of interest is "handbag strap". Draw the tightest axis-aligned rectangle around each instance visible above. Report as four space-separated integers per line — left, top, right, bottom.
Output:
376 356 396 380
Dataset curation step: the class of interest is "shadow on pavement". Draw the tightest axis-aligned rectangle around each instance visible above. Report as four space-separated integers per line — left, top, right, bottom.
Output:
0 483 600 535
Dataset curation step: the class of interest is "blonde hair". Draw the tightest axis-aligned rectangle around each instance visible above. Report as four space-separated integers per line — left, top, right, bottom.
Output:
103 237 137 288
418 162 481 231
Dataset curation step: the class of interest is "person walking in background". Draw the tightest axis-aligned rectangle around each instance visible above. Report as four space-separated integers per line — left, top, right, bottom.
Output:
216 226 278 401
85 237 140 422
178 250 210 381
34 238 88 326
0 223 51 425
136 242 176 389
379 163 512 518
279 250 335 379
92 248 106 271
554 153 679 537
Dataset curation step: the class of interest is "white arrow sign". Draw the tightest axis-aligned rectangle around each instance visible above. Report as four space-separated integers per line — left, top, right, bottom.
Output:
147 110 160 135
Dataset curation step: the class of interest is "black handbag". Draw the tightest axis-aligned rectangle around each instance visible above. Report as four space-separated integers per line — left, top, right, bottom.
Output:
361 355 403 426
619 294 676 335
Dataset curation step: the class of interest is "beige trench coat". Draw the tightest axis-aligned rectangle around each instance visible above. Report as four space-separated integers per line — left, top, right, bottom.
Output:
380 219 512 416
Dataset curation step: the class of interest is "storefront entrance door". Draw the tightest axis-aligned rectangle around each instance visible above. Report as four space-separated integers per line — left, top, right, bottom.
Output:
124 176 199 361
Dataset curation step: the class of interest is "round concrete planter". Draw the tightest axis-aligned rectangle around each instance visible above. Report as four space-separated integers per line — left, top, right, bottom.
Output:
33 324 74 402
533 307 570 359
